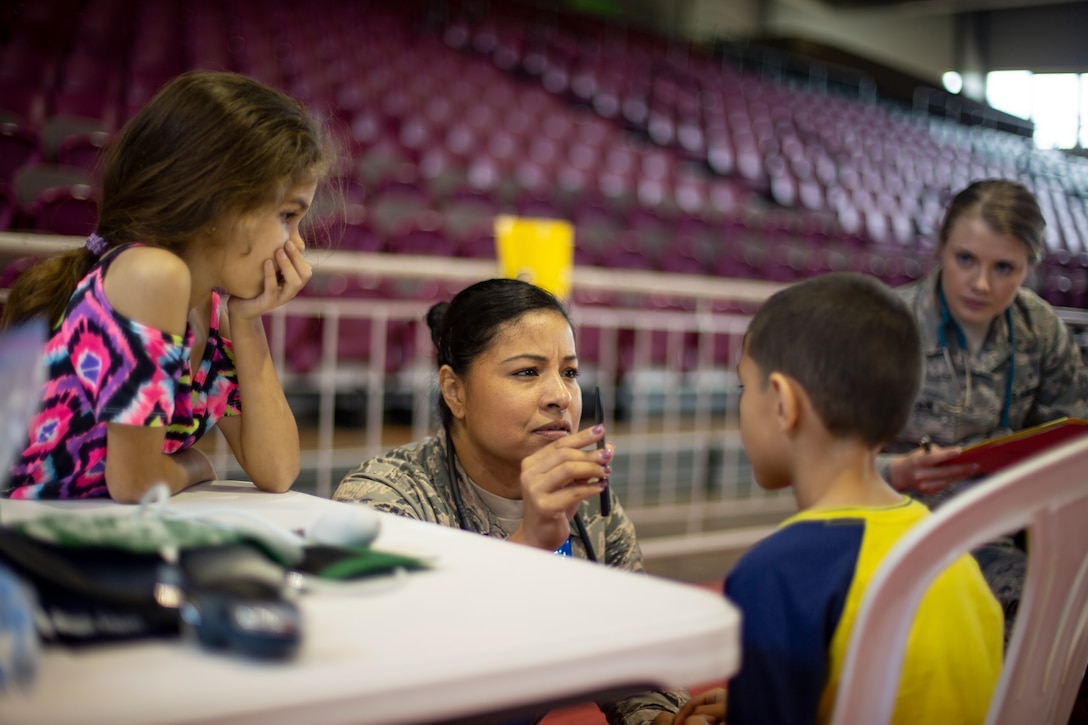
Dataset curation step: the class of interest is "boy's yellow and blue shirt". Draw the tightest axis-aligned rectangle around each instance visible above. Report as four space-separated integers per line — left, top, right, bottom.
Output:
724 496 1003 725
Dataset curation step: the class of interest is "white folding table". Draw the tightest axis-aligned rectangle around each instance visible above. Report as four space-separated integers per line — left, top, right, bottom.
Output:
0 481 740 724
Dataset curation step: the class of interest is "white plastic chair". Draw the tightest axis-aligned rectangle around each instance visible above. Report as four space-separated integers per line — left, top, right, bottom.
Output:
830 435 1088 725
0 321 47 478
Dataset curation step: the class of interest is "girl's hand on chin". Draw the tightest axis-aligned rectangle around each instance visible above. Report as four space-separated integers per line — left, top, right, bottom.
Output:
229 242 312 320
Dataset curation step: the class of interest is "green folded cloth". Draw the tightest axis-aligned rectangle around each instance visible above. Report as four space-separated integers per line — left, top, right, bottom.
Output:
297 544 428 580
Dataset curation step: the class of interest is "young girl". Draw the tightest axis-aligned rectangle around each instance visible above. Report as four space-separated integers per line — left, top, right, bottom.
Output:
2 71 334 502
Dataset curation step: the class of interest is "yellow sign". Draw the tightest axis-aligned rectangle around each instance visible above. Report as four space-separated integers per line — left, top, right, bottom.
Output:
494 214 574 302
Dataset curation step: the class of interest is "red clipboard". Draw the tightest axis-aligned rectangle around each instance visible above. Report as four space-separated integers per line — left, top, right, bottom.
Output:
938 417 1088 475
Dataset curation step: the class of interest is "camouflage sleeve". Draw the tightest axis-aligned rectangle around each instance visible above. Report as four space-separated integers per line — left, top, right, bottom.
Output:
333 461 427 520
1023 302 1088 426
603 497 645 573
332 438 458 527
598 686 688 725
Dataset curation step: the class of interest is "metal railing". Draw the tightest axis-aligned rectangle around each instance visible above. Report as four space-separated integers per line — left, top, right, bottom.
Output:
250 247 794 537
6 233 1088 547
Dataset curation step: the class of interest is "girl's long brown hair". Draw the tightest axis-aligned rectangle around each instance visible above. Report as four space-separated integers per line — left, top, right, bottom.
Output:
3 71 334 329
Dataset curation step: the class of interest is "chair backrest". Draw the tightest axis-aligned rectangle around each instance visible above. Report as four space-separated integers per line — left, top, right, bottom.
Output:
29 183 98 236
830 436 1088 725
0 321 47 487
0 121 42 184
0 181 16 231
12 163 91 209
55 129 110 173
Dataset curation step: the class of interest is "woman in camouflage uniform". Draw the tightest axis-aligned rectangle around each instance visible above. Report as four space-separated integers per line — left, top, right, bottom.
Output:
882 179 1088 640
334 278 687 725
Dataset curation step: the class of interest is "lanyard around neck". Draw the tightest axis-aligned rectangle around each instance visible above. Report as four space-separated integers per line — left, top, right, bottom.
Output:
444 431 597 561
937 284 1015 430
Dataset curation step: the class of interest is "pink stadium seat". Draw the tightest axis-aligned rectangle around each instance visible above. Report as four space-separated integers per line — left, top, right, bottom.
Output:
711 238 764 281
454 230 497 260
610 247 656 271
769 166 799 208
28 183 98 236
366 179 432 237
515 195 564 220
355 134 416 187
337 221 384 254
12 163 92 226
389 226 456 258
510 160 555 199
0 121 42 184
41 116 109 163
0 182 17 230
440 189 500 243
659 236 710 276
0 77 48 127
49 81 121 128
1041 264 1076 308
323 274 404 373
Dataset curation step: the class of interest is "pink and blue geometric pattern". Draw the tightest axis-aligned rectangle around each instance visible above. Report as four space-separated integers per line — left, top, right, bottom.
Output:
5 244 241 499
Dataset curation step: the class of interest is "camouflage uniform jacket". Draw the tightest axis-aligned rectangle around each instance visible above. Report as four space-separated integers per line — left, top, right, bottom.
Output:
333 430 687 725
882 268 1088 508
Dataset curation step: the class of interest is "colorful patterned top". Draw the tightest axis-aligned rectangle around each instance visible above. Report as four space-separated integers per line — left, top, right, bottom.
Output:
5 244 240 499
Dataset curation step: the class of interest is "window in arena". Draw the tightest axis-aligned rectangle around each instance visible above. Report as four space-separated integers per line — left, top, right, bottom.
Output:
987 70 1083 150
1081 75 1088 149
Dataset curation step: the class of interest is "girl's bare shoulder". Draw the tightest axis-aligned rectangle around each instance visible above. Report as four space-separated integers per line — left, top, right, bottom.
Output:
103 246 191 334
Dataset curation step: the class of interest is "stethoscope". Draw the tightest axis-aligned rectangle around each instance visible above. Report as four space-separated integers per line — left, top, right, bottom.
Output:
444 430 598 563
937 285 1015 430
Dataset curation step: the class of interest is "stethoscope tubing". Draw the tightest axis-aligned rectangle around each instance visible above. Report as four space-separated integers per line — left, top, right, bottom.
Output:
937 285 1015 431
444 430 598 563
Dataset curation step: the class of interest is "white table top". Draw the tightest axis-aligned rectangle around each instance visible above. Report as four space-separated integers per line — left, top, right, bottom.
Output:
0 481 740 725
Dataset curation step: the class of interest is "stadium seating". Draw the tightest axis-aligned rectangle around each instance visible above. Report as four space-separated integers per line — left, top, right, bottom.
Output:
2 0 1088 374
0 120 42 185
28 183 97 236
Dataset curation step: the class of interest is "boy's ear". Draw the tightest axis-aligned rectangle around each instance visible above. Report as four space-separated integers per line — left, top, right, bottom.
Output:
438 365 466 421
768 372 801 434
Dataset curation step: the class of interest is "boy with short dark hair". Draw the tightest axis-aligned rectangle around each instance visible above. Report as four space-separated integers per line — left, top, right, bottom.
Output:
676 272 1003 725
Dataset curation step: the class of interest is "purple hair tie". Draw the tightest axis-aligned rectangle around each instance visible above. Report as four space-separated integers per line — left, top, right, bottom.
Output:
85 233 109 257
